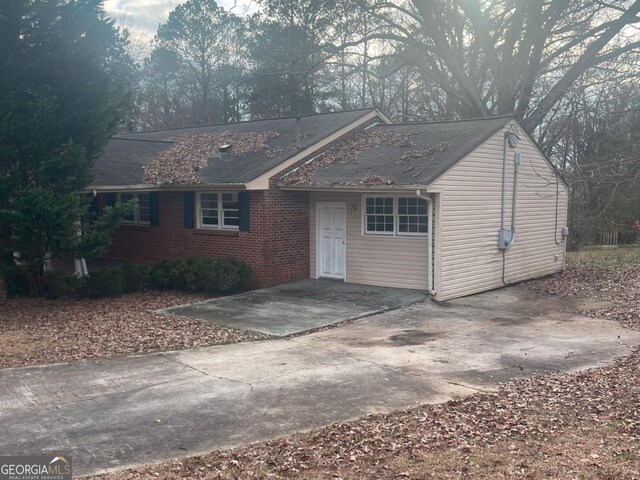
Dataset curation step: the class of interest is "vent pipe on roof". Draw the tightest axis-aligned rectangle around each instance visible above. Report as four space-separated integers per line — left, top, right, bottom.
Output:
296 116 301 149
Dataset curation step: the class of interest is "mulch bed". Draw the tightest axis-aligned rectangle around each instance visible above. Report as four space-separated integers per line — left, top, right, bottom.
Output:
0 291 269 369
91 265 640 480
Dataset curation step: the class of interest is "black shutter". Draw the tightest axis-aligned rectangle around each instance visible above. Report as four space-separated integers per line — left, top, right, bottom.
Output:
150 192 160 227
238 191 250 232
105 192 117 207
184 191 195 228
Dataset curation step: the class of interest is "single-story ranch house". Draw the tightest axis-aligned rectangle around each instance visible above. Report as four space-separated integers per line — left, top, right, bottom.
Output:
89 108 568 301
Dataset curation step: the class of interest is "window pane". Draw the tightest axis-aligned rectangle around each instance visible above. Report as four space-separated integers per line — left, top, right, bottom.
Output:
221 192 239 228
223 214 239 226
365 197 394 233
398 197 428 235
201 193 218 209
200 193 219 227
119 193 135 222
137 193 151 224
367 198 392 214
202 209 219 225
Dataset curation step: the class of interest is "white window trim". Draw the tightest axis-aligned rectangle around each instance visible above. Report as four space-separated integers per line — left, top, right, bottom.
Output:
396 197 430 237
362 195 429 237
362 194 395 236
117 192 151 226
196 191 240 231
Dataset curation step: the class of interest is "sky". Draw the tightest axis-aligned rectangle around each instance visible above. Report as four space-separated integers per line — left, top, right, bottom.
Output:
103 0 255 39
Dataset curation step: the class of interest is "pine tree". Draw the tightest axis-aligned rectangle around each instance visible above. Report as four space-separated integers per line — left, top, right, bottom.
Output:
0 0 136 296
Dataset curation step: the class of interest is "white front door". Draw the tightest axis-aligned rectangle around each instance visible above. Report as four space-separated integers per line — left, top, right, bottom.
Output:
317 202 346 280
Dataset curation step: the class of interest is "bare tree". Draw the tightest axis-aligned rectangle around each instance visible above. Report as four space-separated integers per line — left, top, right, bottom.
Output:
351 0 640 131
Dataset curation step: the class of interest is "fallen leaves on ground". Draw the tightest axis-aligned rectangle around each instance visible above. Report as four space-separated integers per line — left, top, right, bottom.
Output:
526 266 640 330
95 345 640 480
92 259 640 480
0 291 268 369
144 131 280 184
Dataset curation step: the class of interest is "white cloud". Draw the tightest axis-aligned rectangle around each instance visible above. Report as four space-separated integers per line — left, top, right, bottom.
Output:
103 0 256 38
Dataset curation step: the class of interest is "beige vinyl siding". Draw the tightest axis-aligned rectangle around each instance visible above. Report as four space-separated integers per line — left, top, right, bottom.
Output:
430 122 568 301
310 192 429 290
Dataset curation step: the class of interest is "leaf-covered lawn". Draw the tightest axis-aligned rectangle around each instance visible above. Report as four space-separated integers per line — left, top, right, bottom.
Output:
90 248 640 480
0 291 269 369
566 245 640 268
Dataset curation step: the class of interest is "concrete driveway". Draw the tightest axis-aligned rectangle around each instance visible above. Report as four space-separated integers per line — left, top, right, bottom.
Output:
2 286 639 477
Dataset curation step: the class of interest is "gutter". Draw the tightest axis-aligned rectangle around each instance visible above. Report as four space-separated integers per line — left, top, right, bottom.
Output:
416 189 436 297
279 184 433 193
84 183 246 193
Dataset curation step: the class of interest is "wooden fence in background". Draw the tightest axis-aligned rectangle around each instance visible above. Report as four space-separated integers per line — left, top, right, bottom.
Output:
599 231 639 245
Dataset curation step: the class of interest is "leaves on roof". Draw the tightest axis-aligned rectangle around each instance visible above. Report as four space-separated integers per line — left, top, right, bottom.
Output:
356 175 396 186
144 131 279 184
280 129 413 186
394 143 451 164
280 129 452 186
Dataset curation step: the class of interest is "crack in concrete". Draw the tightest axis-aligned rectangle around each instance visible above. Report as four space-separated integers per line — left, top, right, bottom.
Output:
2 375 200 412
162 355 255 392
444 380 486 392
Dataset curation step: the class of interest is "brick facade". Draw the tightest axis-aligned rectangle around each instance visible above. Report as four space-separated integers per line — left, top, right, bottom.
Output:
101 116 384 290
104 189 310 288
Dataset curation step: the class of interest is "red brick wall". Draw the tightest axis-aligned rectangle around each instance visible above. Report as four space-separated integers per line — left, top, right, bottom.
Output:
103 190 310 288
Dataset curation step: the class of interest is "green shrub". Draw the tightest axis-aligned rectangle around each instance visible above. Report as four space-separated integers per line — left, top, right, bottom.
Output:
121 263 149 292
227 258 252 290
214 259 243 293
44 271 86 296
149 258 187 290
83 267 125 298
3 268 30 298
148 257 252 294
190 258 218 293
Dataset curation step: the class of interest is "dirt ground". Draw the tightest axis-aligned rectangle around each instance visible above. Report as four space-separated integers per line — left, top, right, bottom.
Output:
88 247 640 480
0 291 269 369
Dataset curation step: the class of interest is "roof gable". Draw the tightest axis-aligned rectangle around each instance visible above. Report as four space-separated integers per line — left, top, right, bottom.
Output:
90 109 380 188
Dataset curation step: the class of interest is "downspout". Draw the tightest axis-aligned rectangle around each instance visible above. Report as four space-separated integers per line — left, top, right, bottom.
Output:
416 189 436 296
509 152 521 247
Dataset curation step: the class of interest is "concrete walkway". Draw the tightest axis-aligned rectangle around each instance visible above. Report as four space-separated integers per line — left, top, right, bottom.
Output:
2 286 639 477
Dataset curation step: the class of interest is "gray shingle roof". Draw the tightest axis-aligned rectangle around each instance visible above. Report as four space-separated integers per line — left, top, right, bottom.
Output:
280 115 515 187
91 109 377 186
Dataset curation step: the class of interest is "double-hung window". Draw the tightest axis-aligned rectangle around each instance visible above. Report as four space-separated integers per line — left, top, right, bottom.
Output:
197 192 239 230
364 197 394 234
117 192 151 226
397 197 428 235
364 196 429 236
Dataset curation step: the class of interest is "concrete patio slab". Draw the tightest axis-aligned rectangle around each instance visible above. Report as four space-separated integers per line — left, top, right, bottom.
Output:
162 279 428 336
